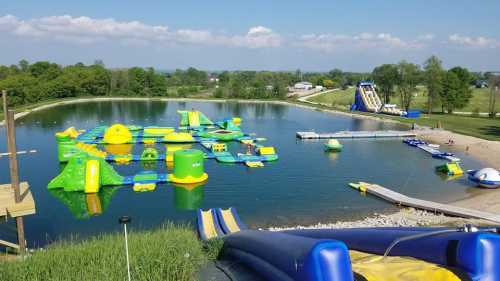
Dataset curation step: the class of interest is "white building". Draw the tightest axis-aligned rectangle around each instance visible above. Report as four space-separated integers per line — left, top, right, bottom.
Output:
294 81 313 90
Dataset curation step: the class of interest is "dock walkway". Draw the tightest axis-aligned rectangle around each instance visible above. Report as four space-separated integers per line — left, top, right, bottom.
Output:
0 182 36 218
296 130 416 139
350 182 500 223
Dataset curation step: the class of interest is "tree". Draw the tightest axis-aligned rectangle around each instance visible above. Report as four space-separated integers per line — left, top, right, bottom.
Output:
423 56 445 114
440 71 462 113
444 66 473 113
488 74 500 118
18 60 29 72
372 64 398 104
322 79 334 89
396 61 420 111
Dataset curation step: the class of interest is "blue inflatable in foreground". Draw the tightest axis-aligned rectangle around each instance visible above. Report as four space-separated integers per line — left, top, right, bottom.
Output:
198 208 500 281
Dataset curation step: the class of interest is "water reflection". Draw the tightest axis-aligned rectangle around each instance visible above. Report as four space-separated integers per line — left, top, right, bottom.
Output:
19 101 168 130
49 187 119 219
172 182 205 210
104 144 133 155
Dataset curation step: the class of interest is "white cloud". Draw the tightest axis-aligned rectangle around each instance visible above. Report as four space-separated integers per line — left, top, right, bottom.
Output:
0 14 281 49
448 34 499 48
231 26 282 48
297 32 428 52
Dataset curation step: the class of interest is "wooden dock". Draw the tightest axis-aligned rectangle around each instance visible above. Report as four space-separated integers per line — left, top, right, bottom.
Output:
350 182 500 223
296 130 416 139
0 182 36 218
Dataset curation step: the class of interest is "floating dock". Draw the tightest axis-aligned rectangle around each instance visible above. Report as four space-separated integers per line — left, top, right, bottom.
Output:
296 130 416 139
349 182 500 223
0 182 36 218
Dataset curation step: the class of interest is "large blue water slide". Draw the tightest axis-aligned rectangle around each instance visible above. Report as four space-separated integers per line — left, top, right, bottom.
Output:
284 228 500 281
222 230 354 281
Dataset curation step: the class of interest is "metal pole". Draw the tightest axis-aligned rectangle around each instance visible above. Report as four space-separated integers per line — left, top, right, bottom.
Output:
119 216 132 281
2 90 26 254
123 224 131 281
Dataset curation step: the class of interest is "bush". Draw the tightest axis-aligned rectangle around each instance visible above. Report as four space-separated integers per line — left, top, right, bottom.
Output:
213 87 225 98
0 223 216 281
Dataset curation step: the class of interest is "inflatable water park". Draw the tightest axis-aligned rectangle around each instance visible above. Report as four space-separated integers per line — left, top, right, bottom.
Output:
351 81 420 118
197 207 500 281
48 110 278 196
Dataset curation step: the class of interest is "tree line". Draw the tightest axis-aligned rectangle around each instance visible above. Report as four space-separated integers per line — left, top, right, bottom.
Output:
0 60 366 108
0 59 496 116
371 56 498 116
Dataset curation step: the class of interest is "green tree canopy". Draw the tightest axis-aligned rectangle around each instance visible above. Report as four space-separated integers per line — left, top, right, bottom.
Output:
396 61 420 111
423 55 445 114
372 64 398 104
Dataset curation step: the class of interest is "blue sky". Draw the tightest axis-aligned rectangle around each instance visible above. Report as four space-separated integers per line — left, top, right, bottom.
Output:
1 0 499 71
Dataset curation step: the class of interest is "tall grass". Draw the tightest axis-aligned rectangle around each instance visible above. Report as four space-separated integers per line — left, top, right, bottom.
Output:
0 223 217 281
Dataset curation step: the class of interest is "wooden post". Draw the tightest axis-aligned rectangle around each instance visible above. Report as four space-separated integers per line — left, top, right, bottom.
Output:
2 90 26 254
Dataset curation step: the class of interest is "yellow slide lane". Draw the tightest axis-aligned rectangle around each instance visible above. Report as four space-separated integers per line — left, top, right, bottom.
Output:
349 250 462 281
201 210 218 239
221 208 241 233
188 111 200 127
84 160 100 193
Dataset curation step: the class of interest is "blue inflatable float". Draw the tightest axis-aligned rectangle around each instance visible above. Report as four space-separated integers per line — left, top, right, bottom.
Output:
198 208 500 281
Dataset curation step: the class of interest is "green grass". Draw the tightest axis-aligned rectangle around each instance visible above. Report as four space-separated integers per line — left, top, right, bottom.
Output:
308 87 500 113
392 114 500 141
0 223 221 281
308 88 355 110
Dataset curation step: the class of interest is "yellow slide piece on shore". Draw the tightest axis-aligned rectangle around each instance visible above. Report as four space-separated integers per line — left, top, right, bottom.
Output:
200 210 219 240
84 160 100 193
188 111 200 127
350 250 461 281
220 208 241 233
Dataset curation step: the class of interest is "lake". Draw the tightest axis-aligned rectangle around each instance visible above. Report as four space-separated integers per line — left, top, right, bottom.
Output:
0 100 484 247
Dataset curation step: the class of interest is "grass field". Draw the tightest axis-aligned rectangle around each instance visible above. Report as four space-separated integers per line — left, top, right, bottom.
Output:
0 223 222 281
306 87 500 141
308 87 500 113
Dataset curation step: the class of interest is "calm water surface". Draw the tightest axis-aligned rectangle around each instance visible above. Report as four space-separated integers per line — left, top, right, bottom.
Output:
0 101 484 247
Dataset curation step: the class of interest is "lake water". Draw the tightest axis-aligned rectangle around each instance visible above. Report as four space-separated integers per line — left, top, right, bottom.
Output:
0 100 485 247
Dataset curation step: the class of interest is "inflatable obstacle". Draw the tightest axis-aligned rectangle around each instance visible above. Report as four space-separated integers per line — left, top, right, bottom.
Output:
197 209 225 241
197 207 246 240
48 149 209 192
324 139 343 152
436 162 464 176
467 168 500 188
197 208 500 281
178 110 214 128
352 81 420 118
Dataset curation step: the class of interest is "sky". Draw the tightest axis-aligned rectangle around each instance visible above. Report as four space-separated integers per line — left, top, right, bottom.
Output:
1 0 500 72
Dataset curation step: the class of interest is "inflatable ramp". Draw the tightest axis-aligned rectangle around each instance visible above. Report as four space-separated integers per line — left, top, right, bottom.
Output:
197 209 224 241
178 110 214 127
197 207 247 240
436 162 464 176
353 81 404 116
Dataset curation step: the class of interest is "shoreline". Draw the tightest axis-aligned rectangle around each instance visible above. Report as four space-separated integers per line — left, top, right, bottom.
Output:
3 96 500 229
